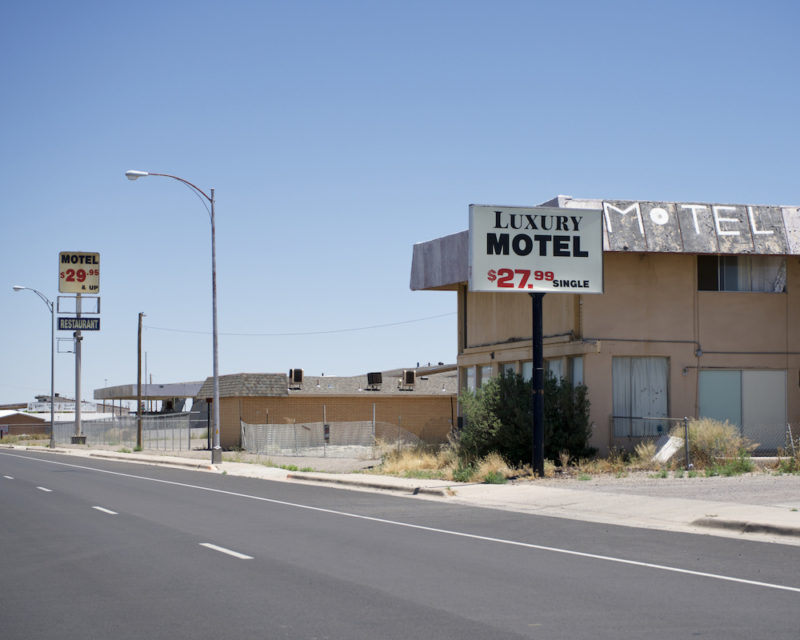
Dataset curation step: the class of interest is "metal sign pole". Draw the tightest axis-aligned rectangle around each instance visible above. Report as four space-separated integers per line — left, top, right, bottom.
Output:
530 292 545 476
74 293 83 441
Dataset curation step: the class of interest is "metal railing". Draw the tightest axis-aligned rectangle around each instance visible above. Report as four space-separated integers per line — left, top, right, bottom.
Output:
611 415 691 468
612 415 798 458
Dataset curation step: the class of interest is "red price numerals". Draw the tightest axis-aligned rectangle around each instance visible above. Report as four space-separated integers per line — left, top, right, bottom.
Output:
60 268 99 282
487 268 554 289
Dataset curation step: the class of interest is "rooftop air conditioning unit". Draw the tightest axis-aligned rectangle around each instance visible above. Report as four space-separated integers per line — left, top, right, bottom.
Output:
402 369 416 387
367 372 383 386
289 368 304 384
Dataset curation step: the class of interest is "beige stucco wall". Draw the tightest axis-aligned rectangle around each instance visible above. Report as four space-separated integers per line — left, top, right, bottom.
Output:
456 252 800 455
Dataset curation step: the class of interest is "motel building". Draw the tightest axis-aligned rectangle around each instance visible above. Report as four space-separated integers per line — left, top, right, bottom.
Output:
410 195 800 455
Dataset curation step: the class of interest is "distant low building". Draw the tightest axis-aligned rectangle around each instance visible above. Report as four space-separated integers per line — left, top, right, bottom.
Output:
0 410 48 438
195 368 458 450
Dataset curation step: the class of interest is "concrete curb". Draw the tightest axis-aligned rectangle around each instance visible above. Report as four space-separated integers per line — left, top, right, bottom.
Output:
692 517 800 539
286 472 450 496
88 452 217 471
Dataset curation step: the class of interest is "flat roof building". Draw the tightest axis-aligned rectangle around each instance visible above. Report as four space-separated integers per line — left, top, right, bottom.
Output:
411 196 800 455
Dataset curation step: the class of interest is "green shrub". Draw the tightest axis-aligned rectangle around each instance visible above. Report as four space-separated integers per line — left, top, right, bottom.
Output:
708 454 754 477
775 457 800 475
457 370 594 466
451 464 475 483
482 470 507 484
543 373 595 461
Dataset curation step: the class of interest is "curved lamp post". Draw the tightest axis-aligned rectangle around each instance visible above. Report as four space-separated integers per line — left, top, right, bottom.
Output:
13 286 56 449
125 170 222 464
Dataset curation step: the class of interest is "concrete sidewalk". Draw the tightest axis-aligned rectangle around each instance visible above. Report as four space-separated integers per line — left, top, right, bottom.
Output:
4 443 800 546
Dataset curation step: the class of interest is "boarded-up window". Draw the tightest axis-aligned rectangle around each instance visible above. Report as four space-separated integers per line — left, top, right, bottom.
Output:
699 370 786 450
612 357 669 437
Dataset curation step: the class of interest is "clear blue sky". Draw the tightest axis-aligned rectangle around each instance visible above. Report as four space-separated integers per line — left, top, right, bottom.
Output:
2 0 798 406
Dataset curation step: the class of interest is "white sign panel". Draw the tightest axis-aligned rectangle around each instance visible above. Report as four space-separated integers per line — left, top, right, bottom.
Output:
469 205 603 294
59 251 100 294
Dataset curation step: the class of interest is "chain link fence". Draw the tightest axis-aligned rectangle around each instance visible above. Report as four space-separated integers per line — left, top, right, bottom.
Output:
240 402 425 458
53 413 206 451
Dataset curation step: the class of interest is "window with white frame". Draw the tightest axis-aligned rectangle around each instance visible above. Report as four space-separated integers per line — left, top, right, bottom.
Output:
546 358 564 381
698 255 786 292
571 356 584 386
502 363 517 376
479 365 493 387
612 357 669 437
465 367 476 392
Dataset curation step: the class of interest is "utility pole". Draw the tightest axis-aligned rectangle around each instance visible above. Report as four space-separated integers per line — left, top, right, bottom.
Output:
137 312 145 449
73 293 83 443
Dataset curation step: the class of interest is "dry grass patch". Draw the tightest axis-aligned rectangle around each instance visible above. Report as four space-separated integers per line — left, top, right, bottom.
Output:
0 434 50 446
571 448 630 476
378 446 447 479
375 445 524 483
630 441 660 471
474 452 513 483
671 418 756 467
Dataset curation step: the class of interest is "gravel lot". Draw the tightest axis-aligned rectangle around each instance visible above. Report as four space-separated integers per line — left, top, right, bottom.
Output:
528 470 800 506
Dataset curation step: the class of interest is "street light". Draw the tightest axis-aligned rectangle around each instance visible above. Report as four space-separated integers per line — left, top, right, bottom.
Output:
125 170 222 464
13 286 56 449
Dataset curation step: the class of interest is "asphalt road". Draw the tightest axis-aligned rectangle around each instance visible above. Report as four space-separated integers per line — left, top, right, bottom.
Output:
2 449 798 640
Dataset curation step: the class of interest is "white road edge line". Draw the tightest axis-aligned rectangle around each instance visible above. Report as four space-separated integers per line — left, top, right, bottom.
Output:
5 451 800 594
199 543 253 560
92 506 118 515
36 486 53 492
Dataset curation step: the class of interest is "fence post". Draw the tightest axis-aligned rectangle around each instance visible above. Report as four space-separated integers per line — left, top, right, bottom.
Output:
683 417 692 470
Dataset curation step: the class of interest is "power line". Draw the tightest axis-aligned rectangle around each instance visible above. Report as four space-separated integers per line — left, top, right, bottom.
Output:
144 312 455 337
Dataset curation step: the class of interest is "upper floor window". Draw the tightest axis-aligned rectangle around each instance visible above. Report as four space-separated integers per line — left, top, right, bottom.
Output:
698 255 785 292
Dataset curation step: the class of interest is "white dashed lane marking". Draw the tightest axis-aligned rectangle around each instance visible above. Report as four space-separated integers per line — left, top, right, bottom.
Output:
92 506 118 515
199 543 254 560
